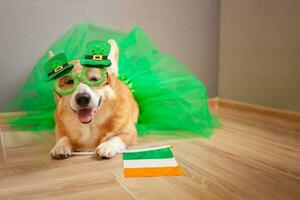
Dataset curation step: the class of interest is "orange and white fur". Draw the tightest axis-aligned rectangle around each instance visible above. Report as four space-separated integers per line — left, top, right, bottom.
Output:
50 39 139 159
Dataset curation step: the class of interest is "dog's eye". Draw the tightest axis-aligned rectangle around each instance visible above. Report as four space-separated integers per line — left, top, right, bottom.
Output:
58 77 75 91
64 79 74 85
85 69 102 83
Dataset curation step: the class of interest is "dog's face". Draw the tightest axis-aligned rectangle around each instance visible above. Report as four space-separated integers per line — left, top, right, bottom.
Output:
67 65 111 124
53 39 119 124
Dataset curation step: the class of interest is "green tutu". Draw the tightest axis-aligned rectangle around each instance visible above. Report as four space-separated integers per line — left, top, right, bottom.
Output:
5 23 218 137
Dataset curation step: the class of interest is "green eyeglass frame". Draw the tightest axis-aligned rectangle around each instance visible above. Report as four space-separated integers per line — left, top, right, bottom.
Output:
52 67 107 96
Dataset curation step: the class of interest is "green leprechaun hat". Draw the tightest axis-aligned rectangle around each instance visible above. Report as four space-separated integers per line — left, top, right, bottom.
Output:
46 53 74 80
80 40 112 67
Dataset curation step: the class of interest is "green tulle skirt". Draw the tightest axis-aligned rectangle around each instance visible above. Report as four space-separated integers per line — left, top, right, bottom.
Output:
5 23 218 137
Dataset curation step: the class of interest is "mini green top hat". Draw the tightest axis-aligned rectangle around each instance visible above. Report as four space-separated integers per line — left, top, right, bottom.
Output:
80 40 112 67
46 53 74 80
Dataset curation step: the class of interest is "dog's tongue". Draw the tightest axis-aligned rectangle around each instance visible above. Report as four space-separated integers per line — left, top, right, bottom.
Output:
78 109 93 124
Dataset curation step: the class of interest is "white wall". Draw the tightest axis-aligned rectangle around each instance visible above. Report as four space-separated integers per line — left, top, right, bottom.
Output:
219 0 300 112
0 0 221 110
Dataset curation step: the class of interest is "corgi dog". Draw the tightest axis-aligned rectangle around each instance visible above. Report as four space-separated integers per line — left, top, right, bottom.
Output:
50 40 139 159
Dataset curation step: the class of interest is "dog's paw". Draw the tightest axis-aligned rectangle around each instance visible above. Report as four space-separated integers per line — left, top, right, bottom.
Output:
50 145 72 160
95 137 125 159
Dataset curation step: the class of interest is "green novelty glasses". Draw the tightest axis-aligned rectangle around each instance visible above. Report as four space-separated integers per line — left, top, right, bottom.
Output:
52 67 107 96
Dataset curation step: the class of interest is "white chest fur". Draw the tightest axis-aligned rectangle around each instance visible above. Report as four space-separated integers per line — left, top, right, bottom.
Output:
64 121 102 151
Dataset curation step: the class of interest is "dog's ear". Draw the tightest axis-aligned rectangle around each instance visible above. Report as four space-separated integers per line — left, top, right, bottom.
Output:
107 39 119 76
48 50 54 58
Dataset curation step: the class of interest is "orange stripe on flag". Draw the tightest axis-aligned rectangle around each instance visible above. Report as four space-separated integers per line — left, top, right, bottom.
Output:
124 166 183 178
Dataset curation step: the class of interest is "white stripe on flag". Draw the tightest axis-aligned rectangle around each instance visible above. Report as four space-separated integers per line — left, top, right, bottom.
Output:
123 158 178 169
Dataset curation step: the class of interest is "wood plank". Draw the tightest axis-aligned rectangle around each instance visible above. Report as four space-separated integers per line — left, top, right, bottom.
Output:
114 134 300 200
0 145 135 200
176 139 299 200
220 115 300 150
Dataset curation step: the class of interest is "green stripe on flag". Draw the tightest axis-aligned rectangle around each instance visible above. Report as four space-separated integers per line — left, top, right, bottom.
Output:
123 147 174 160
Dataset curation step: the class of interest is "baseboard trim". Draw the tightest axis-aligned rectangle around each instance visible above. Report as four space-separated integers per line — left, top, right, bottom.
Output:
0 112 26 127
209 97 300 132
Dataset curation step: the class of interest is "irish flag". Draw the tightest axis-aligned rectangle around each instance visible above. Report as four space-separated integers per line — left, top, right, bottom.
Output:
122 145 183 178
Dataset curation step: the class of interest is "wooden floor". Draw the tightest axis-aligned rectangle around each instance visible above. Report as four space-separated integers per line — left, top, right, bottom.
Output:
0 111 299 199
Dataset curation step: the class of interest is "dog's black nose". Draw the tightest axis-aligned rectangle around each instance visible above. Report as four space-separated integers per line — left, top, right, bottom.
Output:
75 93 91 107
